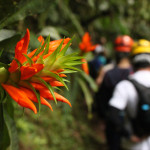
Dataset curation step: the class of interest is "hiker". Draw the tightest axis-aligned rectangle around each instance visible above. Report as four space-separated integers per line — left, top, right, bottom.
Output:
88 37 109 80
107 39 150 150
93 35 133 119
95 35 133 86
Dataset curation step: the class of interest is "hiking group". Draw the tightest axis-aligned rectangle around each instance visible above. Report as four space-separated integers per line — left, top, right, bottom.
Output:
92 35 150 150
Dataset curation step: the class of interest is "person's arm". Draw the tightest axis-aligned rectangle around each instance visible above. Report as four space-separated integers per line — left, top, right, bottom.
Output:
107 81 132 138
108 81 143 142
96 66 105 86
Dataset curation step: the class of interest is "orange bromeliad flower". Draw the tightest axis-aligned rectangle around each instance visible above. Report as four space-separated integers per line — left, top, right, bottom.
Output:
79 32 97 74
0 29 82 113
79 32 97 53
81 59 89 75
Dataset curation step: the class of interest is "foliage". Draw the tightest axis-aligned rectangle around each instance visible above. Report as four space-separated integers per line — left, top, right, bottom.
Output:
1 0 150 149
14 100 105 150
1 0 150 57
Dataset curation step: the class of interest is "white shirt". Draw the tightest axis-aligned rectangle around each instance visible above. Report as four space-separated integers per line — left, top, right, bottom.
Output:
109 70 150 150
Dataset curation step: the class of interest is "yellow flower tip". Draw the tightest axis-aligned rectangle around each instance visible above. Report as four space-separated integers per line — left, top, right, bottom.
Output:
48 103 53 112
34 109 38 114
69 102 72 107
65 100 72 107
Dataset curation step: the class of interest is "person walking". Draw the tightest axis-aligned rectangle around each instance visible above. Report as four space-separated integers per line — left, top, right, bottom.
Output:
93 35 133 150
108 39 150 150
94 35 133 119
95 35 134 86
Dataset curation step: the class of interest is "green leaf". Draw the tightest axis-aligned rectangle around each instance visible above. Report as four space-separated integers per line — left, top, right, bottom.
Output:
36 55 44 64
23 54 33 66
61 69 77 74
66 56 84 61
0 0 45 29
55 52 83 65
0 85 5 102
60 2 84 36
41 71 68 90
53 86 61 91
33 34 50 59
43 53 57 71
42 35 50 56
58 37 73 56
3 108 19 150
62 78 70 83
36 77 57 104
64 55 84 61
80 71 98 92
43 39 64 70
2 94 8 104
57 56 83 65
0 49 3 57
32 37 47 57
14 58 22 69
62 66 82 72
0 62 9 68
64 61 83 66
61 51 79 57
78 78 94 114
52 39 64 56
0 104 10 150
27 83 41 114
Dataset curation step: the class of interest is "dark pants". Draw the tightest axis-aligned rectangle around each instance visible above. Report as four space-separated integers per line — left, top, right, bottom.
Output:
106 123 122 150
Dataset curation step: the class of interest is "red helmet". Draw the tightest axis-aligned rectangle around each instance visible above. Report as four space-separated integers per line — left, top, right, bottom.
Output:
114 35 134 52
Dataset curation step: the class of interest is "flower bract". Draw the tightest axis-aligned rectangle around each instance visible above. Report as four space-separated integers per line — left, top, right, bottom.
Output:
79 32 97 53
0 29 82 113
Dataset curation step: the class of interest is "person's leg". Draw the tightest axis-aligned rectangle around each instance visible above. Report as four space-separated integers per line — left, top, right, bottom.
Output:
106 123 122 150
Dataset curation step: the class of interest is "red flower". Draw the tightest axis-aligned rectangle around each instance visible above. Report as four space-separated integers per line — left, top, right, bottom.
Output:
20 64 44 80
81 58 89 75
31 82 72 107
1 29 78 113
19 87 53 111
1 84 37 114
9 29 30 73
79 32 97 52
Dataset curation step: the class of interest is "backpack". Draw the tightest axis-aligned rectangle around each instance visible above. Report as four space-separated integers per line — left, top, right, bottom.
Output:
93 67 131 119
128 79 150 137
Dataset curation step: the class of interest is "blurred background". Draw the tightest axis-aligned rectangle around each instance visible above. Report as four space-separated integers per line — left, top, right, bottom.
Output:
0 0 150 150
